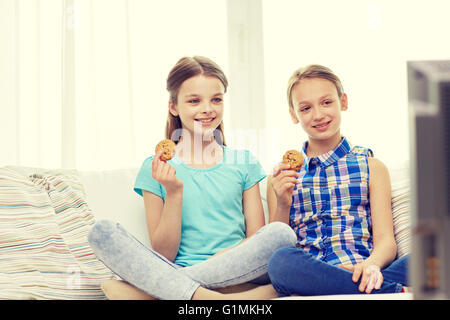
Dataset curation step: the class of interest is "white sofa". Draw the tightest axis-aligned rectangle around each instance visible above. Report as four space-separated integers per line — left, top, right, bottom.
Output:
0 164 412 299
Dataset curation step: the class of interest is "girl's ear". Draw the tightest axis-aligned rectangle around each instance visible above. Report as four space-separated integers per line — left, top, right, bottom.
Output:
340 93 348 111
169 100 179 116
289 107 300 124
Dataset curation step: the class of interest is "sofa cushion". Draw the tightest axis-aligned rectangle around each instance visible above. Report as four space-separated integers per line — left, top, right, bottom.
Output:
386 163 411 258
391 178 410 258
77 168 150 247
0 167 116 299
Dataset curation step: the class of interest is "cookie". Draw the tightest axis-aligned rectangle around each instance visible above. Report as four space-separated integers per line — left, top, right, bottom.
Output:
282 150 304 171
155 139 176 161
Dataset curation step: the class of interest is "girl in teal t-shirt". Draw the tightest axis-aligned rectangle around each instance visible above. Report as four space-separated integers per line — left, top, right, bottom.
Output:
134 148 266 267
88 56 297 300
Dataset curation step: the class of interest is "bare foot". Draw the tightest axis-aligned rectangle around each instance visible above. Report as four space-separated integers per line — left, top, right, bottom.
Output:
192 284 278 300
101 280 157 300
225 284 279 300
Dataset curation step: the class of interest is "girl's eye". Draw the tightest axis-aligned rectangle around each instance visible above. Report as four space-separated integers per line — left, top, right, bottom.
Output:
188 99 200 104
212 97 223 103
300 106 310 112
323 100 333 105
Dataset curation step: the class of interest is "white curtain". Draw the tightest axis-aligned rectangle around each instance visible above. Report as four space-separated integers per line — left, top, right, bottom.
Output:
1 0 228 170
1 0 63 168
4 0 450 172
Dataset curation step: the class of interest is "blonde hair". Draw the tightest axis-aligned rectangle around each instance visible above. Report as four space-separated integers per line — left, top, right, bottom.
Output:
165 56 228 145
287 64 344 110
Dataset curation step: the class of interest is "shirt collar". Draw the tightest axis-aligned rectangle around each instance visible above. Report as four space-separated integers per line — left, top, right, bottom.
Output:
301 136 352 170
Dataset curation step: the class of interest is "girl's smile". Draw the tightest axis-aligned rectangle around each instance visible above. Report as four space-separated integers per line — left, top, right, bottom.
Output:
312 120 332 131
195 116 217 127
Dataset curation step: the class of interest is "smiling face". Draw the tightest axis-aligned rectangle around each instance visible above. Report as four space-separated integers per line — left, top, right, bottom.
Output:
169 74 225 140
289 77 348 145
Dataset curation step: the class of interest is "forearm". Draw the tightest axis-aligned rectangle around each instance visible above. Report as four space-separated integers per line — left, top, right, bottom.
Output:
365 157 397 270
269 205 290 224
150 190 183 261
266 169 298 225
365 237 397 269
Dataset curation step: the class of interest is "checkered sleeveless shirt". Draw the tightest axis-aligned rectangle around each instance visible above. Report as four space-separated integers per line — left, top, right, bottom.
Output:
290 137 374 266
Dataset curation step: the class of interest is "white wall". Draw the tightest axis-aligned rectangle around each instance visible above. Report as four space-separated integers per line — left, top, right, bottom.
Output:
261 0 450 170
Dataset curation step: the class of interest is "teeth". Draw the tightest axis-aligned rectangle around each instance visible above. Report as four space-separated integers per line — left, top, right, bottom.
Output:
197 118 214 123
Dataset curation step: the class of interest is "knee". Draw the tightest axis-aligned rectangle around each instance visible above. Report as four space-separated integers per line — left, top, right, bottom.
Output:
267 246 298 282
263 221 297 247
268 247 314 282
88 219 116 251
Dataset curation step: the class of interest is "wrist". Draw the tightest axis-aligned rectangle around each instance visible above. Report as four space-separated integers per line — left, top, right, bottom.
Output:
277 203 291 213
363 255 383 269
165 186 183 198
274 205 291 222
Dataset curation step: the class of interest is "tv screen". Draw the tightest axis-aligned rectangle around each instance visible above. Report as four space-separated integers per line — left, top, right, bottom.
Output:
408 60 450 299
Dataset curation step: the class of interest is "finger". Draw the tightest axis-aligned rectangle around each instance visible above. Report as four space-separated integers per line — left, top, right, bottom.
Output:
153 151 162 168
168 166 177 178
272 164 282 177
152 153 162 178
352 265 363 283
375 273 383 290
278 177 300 187
359 271 370 292
277 170 300 181
277 183 295 196
155 159 170 180
272 171 299 185
272 175 299 190
338 264 354 272
365 273 377 294
160 161 171 178
273 163 291 177
155 150 163 161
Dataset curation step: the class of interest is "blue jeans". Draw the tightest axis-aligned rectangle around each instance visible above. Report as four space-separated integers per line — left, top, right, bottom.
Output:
267 246 409 296
88 220 297 300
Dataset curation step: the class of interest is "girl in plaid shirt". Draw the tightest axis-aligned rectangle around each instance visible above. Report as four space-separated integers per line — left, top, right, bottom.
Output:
266 64 410 296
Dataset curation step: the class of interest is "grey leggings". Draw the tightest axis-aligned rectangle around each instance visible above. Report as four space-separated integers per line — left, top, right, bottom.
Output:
88 220 297 300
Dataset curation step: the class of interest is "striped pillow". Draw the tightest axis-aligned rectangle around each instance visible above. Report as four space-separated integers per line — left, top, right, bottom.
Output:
391 178 411 258
0 167 116 299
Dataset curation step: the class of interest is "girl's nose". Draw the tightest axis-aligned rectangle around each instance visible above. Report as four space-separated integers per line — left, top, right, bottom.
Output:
199 101 213 113
311 106 325 120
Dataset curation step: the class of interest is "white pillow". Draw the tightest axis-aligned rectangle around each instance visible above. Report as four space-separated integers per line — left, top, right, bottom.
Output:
78 168 150 247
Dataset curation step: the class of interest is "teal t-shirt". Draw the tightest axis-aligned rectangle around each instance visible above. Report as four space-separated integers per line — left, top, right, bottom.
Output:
134 146 266 266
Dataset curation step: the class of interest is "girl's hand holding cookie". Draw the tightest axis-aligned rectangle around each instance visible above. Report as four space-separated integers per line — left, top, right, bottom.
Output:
152 150 183 194
270 150 303 209
270 162 300 209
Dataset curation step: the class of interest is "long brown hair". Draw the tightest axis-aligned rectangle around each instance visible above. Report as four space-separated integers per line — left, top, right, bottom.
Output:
165 56 228 145
287 64 344 110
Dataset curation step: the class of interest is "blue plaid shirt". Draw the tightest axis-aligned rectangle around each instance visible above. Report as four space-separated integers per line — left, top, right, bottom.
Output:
290 137 374 266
